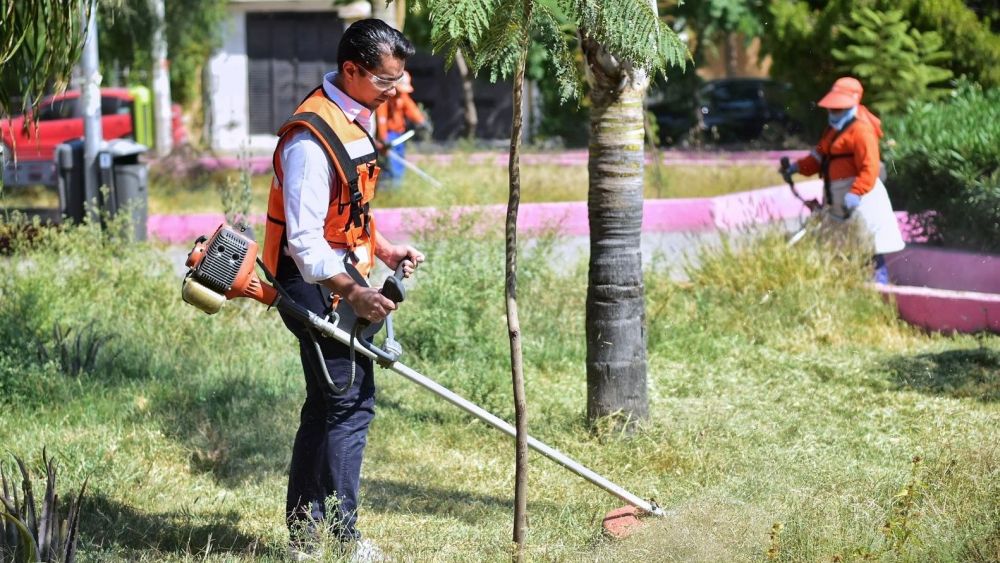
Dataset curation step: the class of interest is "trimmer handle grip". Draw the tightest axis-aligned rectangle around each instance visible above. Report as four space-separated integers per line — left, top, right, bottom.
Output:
780 156 794 184
380 260 410 304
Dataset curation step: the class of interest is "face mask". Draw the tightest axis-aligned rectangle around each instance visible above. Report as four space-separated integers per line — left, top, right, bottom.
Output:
828 106 857 130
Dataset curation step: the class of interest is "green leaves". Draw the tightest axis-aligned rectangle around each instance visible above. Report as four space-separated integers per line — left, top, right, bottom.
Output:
884 80 1000 251
422 0 687 100
831 7 953 115
0 0 89 119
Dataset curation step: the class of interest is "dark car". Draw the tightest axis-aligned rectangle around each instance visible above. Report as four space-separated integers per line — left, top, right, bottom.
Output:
695 78 800 145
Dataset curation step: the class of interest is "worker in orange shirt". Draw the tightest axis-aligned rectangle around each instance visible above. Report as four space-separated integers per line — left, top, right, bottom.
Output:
375 71 430 185
780 77 904 283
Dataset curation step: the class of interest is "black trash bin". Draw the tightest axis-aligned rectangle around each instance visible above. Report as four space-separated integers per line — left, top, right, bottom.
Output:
55 139 87 223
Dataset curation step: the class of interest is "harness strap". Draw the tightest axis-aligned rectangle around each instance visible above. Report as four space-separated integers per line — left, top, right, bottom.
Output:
820 118 856 206
277 111 377 235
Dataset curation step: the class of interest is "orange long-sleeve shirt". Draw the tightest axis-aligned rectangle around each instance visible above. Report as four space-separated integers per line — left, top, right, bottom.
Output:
375 93 426 143
796 109 883 196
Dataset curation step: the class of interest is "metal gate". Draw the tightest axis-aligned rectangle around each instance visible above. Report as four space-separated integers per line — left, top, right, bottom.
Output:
246 12 343 135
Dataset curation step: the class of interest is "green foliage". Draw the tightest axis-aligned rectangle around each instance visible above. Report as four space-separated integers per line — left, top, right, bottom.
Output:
646 223 901 358
397 211 585 415
884 81 1000 251
98 0 228 106
0 0 88 118
896 0 1000 88
761 0 998 132
831 7 952 115
0 451 87 563
215 158 253 229
669 0 766 66
419 0 686 100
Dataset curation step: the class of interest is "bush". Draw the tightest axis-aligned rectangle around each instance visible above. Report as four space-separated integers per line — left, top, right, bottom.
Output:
884 81 1000 251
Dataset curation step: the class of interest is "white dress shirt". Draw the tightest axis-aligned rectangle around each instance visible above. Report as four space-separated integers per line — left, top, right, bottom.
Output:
280 72 378 284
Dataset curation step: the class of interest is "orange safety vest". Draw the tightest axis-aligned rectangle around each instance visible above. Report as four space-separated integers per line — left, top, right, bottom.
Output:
375 93 425 143
263 87 381 278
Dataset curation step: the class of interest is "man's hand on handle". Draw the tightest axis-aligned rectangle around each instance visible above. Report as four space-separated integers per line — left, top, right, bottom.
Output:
380 243 425 278
323 273 397 324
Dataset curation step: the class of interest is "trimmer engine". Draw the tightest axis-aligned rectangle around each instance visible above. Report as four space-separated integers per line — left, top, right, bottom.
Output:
181 224 277 314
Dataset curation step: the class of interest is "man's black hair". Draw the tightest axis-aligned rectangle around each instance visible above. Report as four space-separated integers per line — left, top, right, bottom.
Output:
337 19 415 72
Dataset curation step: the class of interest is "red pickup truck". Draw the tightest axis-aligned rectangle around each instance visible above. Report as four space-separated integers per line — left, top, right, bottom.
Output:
1 88 187 185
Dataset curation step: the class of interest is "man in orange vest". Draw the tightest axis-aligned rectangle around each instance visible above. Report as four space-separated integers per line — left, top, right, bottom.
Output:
263 19 424 558
781 77 904 283
375 71 429 185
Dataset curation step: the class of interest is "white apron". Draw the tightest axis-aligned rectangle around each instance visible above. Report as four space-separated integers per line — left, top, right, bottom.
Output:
828 176 905 254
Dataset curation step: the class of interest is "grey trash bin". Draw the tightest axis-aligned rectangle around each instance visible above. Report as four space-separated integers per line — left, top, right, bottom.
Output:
106 139 149 241
55 138 148 240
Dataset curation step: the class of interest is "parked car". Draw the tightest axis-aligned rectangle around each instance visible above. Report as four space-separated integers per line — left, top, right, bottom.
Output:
1 87 187 164
695 78 800 145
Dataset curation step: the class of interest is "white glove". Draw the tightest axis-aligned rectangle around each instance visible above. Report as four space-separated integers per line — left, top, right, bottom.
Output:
844 192 862 211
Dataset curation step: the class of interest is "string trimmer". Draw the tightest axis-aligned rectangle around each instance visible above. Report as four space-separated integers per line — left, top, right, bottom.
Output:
780 156 820 246
181 224 665 528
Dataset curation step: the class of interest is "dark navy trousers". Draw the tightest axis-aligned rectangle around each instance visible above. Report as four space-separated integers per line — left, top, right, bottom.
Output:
276 254 375 542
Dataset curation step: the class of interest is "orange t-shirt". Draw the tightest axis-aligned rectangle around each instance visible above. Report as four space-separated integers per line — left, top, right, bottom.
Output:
375 93 426 142
796 107 883 195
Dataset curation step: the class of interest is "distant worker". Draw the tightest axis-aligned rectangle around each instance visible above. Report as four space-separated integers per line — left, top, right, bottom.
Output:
375 71 430 185
780 77 904 283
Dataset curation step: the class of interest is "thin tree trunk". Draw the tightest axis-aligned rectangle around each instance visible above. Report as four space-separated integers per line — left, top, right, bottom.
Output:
508 4 531 560
454 49 479 140
581 34 649 434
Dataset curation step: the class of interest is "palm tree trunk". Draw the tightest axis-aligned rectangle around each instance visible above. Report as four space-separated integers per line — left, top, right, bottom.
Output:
507 4 531 559
581 35 649 433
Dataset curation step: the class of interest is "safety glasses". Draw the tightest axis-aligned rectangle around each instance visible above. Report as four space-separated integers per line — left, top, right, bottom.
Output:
356 64 403 91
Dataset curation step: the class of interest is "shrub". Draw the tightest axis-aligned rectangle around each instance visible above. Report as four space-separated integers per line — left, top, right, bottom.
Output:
884 81 1000 251
831 7 952 115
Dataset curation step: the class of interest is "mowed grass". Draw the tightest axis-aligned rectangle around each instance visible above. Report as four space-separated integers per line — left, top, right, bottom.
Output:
1 213 997 561
0 153 780 214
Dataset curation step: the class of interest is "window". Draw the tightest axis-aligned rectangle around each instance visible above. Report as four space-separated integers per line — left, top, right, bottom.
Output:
36 98 79 121
101 96 131 116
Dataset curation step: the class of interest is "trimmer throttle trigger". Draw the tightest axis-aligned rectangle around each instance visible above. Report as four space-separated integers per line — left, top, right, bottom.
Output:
780 156 793 183
381 260 410 304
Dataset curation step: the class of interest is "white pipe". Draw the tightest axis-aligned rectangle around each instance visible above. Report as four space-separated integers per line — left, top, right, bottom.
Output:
299 307 665 517
386 150 443 189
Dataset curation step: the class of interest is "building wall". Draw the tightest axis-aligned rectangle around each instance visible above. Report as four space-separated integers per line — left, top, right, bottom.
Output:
206 1 358 153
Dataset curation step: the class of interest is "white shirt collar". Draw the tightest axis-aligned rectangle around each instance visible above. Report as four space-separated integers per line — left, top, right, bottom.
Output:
322 71 375 135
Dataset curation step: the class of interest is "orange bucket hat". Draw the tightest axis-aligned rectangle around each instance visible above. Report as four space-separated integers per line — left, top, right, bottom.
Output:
818 77 863 109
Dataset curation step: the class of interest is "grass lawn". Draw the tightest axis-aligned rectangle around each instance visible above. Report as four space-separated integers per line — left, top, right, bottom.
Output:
1 213 997 561
1 155 781 215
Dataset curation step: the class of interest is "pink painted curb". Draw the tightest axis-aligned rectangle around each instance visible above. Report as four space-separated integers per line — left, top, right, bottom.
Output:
148 182 1000 335
147 180 827 244
189 149 809 175
881 247 1000 334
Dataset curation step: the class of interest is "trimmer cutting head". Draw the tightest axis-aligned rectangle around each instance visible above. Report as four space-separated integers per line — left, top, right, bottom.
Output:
181 224 277 314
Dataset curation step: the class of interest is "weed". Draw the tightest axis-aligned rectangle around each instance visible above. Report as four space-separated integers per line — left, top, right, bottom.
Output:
882 455 927 556
35 322 118 378
0 451 87 563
